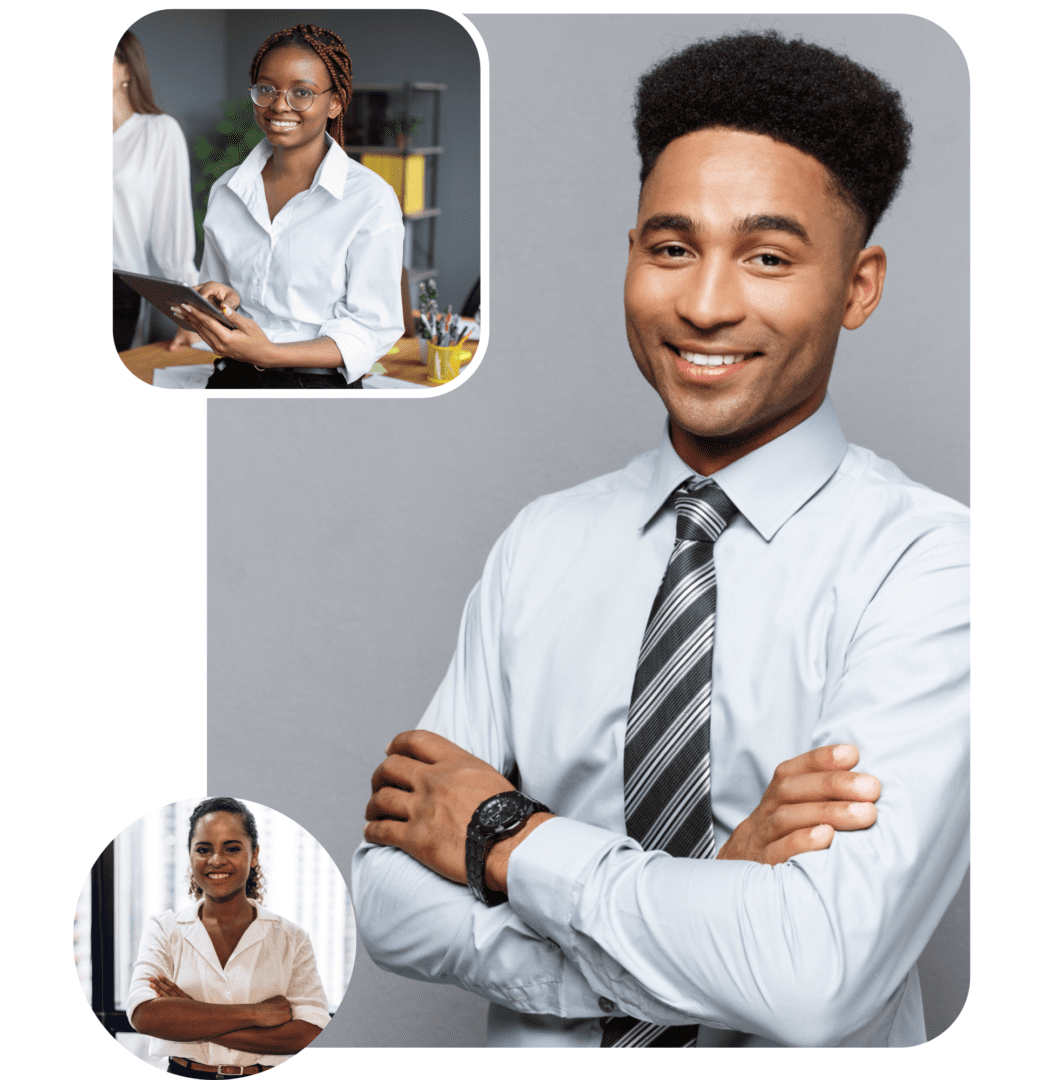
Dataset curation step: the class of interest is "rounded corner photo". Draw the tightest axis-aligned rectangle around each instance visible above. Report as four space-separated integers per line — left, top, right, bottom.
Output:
113 9 482 391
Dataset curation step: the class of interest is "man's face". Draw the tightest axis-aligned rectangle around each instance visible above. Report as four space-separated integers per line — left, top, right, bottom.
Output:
625 127 881 469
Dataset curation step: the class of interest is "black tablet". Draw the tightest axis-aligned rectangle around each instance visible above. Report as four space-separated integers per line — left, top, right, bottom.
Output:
115 270 238 332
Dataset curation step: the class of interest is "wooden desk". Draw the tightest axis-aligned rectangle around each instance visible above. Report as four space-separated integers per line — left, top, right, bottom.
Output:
118 336 477 388
119 342 219 385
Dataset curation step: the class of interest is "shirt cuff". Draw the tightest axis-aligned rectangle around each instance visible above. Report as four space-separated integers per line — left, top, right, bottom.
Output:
124 987 157 1029
320 325 401 383
506 817 631 998
291 1005 331 1029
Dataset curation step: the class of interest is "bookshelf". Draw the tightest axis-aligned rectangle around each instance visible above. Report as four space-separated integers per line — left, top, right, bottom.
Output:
344 82 445 290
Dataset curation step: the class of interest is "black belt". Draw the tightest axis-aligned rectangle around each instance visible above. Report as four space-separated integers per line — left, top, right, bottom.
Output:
169 1058 270 1076
214 359 339 376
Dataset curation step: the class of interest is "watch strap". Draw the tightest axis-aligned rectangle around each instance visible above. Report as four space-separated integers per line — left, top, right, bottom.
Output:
465 791 550 906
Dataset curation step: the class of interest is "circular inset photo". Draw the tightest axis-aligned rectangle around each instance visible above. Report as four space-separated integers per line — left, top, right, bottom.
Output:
74 796 354 1073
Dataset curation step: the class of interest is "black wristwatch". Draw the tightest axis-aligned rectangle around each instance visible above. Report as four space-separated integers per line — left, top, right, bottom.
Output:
465 790 551 906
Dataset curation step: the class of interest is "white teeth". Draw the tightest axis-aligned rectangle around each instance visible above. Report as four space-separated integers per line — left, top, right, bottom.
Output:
679 351 747 367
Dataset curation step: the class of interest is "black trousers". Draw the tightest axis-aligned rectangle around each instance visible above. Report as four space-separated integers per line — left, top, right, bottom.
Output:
113 274 142 352
206 357 364 390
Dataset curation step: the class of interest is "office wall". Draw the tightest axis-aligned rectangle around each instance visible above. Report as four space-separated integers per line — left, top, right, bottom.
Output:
125 8 480 325
208 14 969 1047
127 9 228 164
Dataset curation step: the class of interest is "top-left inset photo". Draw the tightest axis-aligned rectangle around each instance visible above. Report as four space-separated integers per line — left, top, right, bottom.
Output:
113 9 483 390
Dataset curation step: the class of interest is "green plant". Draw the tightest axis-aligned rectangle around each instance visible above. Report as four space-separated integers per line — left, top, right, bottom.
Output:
191 98 265 243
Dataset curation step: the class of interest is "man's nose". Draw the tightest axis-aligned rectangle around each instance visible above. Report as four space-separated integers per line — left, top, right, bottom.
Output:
673 254 746 330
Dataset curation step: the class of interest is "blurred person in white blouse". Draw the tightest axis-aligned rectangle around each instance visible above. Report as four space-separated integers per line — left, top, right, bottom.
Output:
113 31 197 352
127 797 330 1076
167 23 405 389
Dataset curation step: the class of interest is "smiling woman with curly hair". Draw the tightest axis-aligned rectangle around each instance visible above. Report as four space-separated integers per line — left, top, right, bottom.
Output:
126 798 330 1076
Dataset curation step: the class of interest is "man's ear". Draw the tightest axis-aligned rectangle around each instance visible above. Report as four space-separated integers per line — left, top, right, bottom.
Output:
843 245 886 330
628 228 636 254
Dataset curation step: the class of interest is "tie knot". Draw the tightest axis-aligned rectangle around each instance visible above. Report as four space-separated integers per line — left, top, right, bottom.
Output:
673 479 739 543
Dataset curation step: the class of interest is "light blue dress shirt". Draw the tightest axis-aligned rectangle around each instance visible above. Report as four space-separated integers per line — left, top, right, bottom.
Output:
352 396 969 1047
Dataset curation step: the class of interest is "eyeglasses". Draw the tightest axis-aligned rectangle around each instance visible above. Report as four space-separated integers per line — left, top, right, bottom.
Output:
250 84 332 112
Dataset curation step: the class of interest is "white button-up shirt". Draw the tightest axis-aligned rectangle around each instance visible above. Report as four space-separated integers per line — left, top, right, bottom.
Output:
126 901 330 1067
113 112 197 283
352 396 969 1047
199 134 405 382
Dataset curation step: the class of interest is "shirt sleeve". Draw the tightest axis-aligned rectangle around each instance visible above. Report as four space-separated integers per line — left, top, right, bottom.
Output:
318 187 405 383
504 528 970 1045
285 929 332 1029
148 117 198 286
352 512 606 1018
125 913 173 1029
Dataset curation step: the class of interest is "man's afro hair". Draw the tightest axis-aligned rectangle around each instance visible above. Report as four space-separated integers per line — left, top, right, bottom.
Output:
634 30 912 242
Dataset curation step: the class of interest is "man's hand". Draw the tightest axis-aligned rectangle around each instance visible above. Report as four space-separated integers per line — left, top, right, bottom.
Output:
364 730 518 886
716 744 880 865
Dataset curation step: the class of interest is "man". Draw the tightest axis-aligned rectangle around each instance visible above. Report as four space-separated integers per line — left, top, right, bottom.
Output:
352 31 968 1048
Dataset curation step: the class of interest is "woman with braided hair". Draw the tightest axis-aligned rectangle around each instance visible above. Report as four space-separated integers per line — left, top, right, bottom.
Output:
169 24 404 388
126 798 331 1075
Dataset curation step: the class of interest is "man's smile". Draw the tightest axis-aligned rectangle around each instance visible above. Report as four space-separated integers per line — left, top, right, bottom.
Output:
664 342 763 379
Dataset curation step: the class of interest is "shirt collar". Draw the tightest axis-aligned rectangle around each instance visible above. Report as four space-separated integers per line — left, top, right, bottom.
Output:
638 394 848 541
228 132 351 203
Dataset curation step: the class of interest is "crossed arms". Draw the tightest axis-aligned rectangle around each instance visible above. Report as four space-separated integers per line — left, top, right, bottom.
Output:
131 982 320 1055
352 511 969 1045
127 918 328 1056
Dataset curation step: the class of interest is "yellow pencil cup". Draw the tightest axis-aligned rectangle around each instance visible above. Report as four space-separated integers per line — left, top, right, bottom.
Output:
427 343 471 384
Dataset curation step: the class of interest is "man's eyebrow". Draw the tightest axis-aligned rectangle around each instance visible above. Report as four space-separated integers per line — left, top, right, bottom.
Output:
639 212 811 245
639 214 697 237
735 213 812 244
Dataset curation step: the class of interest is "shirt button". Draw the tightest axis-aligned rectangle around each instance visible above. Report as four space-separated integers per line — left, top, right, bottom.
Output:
598 996 615 1014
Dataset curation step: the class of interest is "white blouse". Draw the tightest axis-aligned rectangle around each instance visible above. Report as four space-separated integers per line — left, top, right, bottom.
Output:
199 134 405 382
113 112 198 284
125 900 331 1068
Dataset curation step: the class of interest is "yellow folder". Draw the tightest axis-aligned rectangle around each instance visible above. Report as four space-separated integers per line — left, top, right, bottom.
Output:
361 153 425 216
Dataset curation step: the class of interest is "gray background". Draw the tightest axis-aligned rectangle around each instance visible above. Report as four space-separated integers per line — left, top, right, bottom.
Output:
208 14 969 1047
124 8 480 340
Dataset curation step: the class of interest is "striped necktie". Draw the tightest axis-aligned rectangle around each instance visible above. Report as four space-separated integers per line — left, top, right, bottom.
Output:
602 478 739 1048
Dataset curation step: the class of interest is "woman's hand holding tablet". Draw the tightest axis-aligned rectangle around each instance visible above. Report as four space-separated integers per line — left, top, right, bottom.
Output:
178 300 275 365
170 279 347 370
168 278 245 349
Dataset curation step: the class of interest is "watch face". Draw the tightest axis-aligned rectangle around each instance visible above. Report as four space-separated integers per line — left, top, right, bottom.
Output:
480 793 528 836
